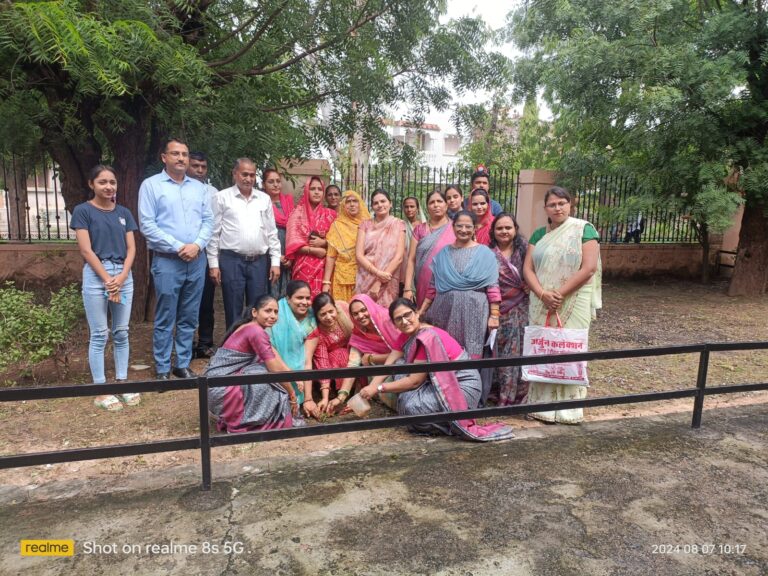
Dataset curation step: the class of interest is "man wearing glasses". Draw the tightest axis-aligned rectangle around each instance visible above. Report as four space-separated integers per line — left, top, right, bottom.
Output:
138 138 213 380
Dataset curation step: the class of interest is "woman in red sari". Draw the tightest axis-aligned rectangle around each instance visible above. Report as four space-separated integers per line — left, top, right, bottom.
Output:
470 188 494 246
304 292 353 413
286 176 337 297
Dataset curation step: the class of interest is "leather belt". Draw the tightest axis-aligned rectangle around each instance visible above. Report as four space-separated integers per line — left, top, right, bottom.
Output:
220 249 264 262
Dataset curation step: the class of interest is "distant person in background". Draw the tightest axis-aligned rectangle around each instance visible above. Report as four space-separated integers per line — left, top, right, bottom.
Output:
139 138 213 380
72 164 140 411
624 212 644 244
263 168 295 299
325 184 342 212
187 151 219 359
207 158 281 330
464 166 504 216
400 196 426 294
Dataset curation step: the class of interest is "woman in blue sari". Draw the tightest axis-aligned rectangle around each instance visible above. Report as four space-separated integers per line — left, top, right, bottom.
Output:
417 211 501 360
268 280 317 419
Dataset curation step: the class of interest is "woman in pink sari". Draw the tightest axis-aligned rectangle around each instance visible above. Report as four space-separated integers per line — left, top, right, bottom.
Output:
470 188 494 246
285 176 337 297
359 298 514 441
355 189 405 307
403 189 454 307
326 293 401 414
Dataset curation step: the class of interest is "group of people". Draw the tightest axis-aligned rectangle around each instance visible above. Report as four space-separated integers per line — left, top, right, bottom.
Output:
72 139 601 441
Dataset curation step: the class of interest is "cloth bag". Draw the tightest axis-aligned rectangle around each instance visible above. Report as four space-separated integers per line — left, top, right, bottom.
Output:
522 311 589 386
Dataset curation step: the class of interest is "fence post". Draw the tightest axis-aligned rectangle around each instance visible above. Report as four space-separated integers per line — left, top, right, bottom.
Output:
198 376 212 490
691 347 709 429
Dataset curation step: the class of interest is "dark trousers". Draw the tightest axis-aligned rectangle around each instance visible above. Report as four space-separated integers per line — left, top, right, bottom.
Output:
196 264 216 349
219 249 269 330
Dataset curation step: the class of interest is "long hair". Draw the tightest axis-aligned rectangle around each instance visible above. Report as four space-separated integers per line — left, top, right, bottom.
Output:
489 212 527 260
220 294 277 346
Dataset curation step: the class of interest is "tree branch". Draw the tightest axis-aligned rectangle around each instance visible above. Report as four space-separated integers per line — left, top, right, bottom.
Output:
222 5 387 78
257 89 336 112
206 0 290 66
199 10 259 56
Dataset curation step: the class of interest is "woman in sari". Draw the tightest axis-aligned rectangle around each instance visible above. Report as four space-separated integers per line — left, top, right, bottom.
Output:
326 294 401 414
445 185 464 220
285 176 337 297
322 190 370 301
403 189 454 307
357 299 514 441
268 280 317 420
304 293 353 413
489 213 530 405
400 196 426 292
205 295 299 433
325 184 342 212
417 211 501 360
355 189 406 307
470 188 494 246
523 186 601 424
264 168 295 299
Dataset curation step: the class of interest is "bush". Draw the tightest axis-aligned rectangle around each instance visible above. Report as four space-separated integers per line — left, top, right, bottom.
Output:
0 282 82 380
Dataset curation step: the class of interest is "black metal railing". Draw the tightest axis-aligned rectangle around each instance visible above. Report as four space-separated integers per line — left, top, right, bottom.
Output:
573 173 698 244
0 154 74 242
1 342 766 491
333 163 519 216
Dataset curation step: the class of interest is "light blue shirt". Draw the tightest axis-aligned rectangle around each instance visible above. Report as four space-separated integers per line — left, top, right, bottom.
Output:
138 170 213 253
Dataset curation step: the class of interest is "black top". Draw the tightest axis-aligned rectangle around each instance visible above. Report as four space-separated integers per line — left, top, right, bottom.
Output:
70 202 138 262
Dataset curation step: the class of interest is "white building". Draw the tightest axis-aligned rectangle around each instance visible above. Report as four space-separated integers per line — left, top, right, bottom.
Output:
382 119 466 170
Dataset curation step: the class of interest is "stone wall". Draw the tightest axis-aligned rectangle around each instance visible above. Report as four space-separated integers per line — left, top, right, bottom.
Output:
0 243 82 290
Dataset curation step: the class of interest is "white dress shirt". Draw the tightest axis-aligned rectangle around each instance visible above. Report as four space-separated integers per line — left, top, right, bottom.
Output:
207 185 281 268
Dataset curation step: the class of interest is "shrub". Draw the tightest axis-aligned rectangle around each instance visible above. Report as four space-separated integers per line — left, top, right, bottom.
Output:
0 282 82 380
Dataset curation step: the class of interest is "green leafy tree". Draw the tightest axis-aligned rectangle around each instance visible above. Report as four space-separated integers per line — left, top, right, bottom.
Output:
509 0 767 294
0 0 509 318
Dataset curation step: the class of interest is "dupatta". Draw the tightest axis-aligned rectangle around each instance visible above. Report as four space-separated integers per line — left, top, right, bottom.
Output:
326 190 370 274
269 297 317 403
432 244 499 293
348 294 401 355
494 244 528 314
270 192 295 228
529 217 602 326
413 222 455 306
405 327 514 441
285 177 337 259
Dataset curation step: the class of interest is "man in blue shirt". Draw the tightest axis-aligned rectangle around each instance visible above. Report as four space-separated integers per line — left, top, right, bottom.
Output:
139 139 213 380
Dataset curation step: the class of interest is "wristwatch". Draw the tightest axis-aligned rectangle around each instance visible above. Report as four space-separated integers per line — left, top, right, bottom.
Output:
377 384 385 394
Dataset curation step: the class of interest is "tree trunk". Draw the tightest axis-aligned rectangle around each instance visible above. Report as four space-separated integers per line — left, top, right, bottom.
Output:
728 201 768 296
5 156 29 241
102 97 154 322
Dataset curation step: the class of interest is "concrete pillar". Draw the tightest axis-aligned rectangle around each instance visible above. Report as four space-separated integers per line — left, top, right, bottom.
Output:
516 169 557 239
279 159 331 198
720 204 743 253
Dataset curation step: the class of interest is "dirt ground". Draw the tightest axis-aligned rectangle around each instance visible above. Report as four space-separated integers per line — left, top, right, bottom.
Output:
1 278 766 488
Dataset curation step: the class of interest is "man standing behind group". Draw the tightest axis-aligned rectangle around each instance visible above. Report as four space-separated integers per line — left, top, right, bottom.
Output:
139 139 213 380
187 152 219 358
207 158 281 330
465 166 504 216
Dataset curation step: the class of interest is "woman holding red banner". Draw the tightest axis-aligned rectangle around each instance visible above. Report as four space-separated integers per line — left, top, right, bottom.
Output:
523 186 602 424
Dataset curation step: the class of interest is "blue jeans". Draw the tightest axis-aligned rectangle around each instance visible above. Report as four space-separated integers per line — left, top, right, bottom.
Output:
82 262 133 384
151 254 206 372
219 250 269 330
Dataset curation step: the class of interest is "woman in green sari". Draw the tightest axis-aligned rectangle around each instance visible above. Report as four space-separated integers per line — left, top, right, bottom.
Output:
523 186 602 424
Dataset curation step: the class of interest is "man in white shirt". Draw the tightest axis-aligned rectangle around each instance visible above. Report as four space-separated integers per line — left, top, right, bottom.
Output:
187 152 219 358
207 158 281 329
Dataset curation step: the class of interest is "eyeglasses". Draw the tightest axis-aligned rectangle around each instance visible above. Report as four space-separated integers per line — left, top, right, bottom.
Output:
545 200 570 210
393 310 416 325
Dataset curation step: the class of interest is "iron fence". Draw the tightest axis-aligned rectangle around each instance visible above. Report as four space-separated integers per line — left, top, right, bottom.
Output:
333 163 519 217
1 341 766 491
573 173 698 244
0 154 74 242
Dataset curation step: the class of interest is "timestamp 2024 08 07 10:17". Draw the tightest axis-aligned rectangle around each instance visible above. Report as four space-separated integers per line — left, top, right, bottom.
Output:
651 544 747 555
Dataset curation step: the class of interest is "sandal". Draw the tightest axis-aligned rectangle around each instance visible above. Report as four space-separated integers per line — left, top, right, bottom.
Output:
94 395 123 412
120 393 141 407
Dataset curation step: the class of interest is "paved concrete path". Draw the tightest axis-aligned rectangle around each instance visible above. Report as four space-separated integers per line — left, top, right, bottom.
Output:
1 404 766 576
